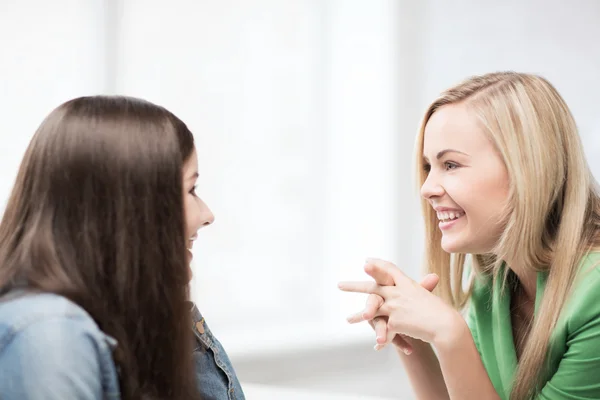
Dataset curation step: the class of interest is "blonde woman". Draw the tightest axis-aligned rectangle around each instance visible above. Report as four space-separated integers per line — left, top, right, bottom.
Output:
338 72 600 400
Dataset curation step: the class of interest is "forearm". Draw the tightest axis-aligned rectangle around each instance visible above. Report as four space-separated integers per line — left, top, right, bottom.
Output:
396 339 449 400
433 315 500 400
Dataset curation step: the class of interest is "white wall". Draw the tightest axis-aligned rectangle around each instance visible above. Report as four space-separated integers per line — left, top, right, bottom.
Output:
0 0 107 209
113 0 331 333
419 0 600 175
107 0 418 351
1 1 599 399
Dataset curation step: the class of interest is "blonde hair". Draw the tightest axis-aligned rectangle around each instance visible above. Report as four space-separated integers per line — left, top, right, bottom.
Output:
416 72 600 399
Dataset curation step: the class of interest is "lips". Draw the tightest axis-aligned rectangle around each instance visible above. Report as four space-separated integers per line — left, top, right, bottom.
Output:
187 234 197 261
188 234 198 251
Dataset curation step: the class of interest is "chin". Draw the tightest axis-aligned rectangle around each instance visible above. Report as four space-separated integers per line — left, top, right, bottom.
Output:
440 236 467 254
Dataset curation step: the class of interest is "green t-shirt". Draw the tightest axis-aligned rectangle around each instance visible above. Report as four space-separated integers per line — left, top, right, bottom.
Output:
467 252 600 399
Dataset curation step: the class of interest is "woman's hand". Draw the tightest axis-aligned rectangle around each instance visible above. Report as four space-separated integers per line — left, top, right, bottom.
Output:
339 258 461 349
346 268 440 354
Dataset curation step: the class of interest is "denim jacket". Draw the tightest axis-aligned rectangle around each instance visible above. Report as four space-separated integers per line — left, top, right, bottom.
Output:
0 290 245 400
190 302 245 400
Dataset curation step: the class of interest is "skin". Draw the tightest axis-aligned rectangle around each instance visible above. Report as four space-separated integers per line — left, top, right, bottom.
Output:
338 103 534 399
182 149 215 279
420 102 509 256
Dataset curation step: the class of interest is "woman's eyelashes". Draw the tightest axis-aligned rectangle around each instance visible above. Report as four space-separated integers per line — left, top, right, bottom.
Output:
189 185 198 196
422 160 461 173
443 161 460 171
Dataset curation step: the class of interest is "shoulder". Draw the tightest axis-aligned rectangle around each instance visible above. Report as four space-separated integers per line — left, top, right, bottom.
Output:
0 291 119 399
563 252 600 333
568 252 600 308
0 291 116 350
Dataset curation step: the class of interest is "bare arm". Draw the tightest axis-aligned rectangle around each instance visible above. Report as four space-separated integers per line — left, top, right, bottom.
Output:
392 316 499 400
395 338 449 400
431 313 500 400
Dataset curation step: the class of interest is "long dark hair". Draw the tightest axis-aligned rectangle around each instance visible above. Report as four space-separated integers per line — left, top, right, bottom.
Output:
0 96 200 399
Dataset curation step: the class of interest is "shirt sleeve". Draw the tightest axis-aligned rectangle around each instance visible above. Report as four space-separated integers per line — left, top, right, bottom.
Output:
537 270 600 399
0 317 104 400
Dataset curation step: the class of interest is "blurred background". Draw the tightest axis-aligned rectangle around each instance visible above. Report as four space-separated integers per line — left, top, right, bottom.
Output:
1 0 599 398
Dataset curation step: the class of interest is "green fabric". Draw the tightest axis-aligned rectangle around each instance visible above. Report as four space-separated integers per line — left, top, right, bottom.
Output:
467 252 600 399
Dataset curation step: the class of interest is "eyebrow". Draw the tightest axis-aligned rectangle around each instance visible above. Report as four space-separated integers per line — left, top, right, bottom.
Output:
423 149 470 162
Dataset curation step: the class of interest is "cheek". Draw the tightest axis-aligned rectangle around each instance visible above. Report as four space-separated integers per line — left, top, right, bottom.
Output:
183 197 196 229
443 168 508 218
449 162 508 207
184 197 208 232
463 173 509 238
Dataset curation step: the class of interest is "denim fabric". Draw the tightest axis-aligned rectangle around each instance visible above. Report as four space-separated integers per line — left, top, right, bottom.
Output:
0 291 244 400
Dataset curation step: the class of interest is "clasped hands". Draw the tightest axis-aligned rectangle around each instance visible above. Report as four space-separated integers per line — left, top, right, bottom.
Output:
338 258 462 354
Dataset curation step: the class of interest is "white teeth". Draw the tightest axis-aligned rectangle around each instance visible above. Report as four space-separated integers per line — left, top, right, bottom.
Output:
436 210 464 222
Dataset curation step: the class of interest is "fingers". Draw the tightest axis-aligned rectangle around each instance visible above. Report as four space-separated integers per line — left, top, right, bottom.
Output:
337 281 382 295
419 273 440 292
372 302 391 318
392 334 414 355
374 320 395 350
341 272 439 324
373 317 387 345
346 311 364 324
371 321 413 355
362 293 384 320
346 294 383 323
363 259 395 286
341 260 438 355
364 258 407 286
364 258 438 292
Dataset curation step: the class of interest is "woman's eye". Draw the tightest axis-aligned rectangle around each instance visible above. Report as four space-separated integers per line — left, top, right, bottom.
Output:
423 163 431 173
189 185 198 196
444 161 459 171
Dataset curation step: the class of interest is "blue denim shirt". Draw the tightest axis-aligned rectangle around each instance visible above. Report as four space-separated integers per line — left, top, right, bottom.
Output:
0 291 245 400
190 302 245 400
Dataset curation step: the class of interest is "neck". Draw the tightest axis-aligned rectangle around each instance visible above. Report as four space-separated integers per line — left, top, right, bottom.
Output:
505 257 538 301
